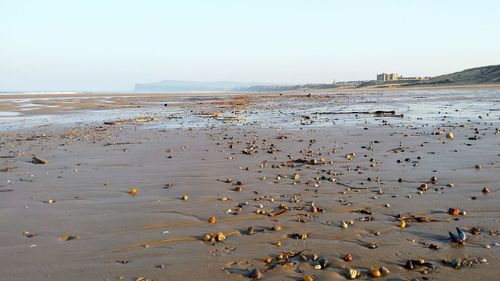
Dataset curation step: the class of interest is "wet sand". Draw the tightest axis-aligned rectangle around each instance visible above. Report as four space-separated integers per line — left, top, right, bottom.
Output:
0 89 499 281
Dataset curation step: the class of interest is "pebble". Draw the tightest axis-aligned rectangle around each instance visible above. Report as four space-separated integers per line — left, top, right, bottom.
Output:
348 269 359 279
181 195 189 201
247 226 255 235
380 266 390 275
370 267 381 277
249 268 262 279
399 220 406 228
303 275 314 281
208 216 217 224
129 187 138 196
216 232 226 242
32 156 48 164
418 183 428 191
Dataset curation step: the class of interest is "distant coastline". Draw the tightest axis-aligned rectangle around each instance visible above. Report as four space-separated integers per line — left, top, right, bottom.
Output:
133 64 500 93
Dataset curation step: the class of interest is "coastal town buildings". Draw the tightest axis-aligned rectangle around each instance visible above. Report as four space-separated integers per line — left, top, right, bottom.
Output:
377 73 431 83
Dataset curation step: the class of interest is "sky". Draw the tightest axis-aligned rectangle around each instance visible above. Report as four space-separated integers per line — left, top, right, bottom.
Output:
1 0 499 91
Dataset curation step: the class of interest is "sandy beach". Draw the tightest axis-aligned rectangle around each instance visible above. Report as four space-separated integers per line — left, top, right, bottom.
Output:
0 89 499 281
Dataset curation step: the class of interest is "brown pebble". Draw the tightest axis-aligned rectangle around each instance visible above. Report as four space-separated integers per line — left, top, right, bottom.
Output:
60 235 79 241
448 208 460 216
344 254 353 261
370 267 381 277
304 275 314 281
203 234 212 241
32 156 48 164
418 183 428 191
208 216 217 224
247 226 255 235
482 187 490 193
272 225 282 231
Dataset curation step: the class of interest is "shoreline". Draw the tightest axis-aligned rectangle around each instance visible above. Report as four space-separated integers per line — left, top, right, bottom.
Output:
1 83 500 100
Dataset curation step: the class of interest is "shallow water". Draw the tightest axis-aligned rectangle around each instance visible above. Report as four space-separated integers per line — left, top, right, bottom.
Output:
0 89 499 131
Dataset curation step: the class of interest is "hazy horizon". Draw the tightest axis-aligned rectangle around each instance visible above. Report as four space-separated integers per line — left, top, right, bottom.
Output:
1 0 500 92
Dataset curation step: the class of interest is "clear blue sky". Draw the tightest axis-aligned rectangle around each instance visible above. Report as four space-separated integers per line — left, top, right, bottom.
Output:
1 0 499 91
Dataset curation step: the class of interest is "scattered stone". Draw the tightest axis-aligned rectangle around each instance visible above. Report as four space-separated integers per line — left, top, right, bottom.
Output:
303 275 314 281
60 235 79 241
347 268 359 279
247 226 255 235
344 254 353 261
32 156 48 164
341 221 349 229
249 268 262 279
370 267 381 277
129 187 138 196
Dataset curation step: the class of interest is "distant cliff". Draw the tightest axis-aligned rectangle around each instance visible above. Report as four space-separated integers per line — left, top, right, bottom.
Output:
134 80 262 92
379 65 500 88
422 64 500 85
134 65 500 92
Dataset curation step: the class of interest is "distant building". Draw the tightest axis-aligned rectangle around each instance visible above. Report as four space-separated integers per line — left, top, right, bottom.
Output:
377 73 400 82
377 73 431 83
